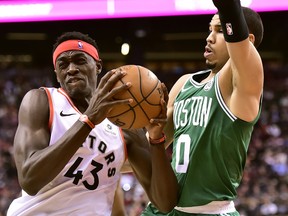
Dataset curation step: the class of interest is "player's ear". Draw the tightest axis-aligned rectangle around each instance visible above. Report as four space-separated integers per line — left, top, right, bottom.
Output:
96 59 103 74
54 69 60 83
248 34 255 45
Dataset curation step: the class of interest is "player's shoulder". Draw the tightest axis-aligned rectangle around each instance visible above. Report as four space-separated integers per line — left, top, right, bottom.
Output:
22 88 46 100
20 88 49 111
169 73 192 100
175 73 194 87
178 73 192 82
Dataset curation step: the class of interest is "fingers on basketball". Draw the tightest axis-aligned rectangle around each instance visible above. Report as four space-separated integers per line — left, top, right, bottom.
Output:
107 65 163 129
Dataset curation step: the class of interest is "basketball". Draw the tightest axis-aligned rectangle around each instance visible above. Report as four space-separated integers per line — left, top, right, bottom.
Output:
107 65 163 129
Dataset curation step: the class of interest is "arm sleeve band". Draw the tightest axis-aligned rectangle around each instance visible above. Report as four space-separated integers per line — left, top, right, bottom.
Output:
212 0 249 43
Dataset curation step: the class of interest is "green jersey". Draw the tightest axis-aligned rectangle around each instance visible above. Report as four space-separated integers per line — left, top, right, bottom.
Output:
142 70 261 216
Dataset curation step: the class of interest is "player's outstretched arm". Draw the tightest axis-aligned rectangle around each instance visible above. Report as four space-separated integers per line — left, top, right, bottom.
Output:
124 84 178 213
212 0 264 121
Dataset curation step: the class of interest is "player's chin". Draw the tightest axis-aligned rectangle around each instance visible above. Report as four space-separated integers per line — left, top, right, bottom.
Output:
205 61 216 70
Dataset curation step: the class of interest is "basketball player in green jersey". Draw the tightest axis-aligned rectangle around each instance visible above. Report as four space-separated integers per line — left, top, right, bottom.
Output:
142 0 264 215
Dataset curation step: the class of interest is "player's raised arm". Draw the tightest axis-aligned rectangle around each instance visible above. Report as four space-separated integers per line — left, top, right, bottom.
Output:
212 0 264 121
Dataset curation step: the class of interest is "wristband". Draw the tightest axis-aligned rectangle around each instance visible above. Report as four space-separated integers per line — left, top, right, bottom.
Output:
149 132 166 145
213 0 249 43
79 115 95 129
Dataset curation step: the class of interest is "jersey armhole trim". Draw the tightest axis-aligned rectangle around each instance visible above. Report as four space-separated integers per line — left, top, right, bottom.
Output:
215 74 237 122
119 128 128 161
58 88 81 114
41 87 54 130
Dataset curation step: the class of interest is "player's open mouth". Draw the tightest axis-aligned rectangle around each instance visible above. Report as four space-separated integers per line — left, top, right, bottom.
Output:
67 77 83 84
205 46 213 53
204 46 213 58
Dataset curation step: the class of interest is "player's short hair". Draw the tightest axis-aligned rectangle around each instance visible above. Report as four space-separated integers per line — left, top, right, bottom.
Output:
242 7 264 48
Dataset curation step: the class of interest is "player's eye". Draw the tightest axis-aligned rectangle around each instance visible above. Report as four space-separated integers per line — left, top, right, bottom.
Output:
77 58 87 65
59 62 68 69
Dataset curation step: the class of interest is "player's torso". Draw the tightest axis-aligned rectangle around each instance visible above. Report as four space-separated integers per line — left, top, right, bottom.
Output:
47 88 125 192
171 70 254 207
7 87 126 216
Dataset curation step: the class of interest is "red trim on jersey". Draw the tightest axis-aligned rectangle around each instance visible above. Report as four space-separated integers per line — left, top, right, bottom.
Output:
42 87 54 131
57 88 82 114
119 128 128 161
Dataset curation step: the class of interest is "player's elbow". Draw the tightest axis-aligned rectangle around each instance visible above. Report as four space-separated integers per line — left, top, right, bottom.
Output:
155 202 177 213
19 173 43 196
20 179 41 196
151 196 178 213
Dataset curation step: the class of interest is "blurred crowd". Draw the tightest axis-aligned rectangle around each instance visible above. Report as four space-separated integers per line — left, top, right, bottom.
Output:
0 60 287 216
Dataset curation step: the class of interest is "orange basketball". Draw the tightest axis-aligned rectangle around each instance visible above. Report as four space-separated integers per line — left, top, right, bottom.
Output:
107 65 163 129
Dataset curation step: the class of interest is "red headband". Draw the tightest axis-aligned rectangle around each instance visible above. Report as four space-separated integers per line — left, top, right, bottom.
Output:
53 40 99 67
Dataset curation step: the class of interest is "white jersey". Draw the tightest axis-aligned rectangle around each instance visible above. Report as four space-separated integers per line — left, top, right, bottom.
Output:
7 87 126 216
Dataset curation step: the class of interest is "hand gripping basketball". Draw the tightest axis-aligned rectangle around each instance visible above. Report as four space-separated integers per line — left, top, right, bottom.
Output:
107 65 163 129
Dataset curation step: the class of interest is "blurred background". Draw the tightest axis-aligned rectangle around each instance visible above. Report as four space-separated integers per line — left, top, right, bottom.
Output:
0 0 288 215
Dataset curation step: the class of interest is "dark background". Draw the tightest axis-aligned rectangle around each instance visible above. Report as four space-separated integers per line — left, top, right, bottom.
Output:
0 10 287 67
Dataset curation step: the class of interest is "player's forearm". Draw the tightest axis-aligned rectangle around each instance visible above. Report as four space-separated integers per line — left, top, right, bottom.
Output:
163 115 175 149
19 121 91 195
148 144 178 213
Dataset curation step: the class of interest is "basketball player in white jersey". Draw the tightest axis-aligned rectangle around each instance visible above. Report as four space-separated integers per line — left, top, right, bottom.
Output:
7 31 178 216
